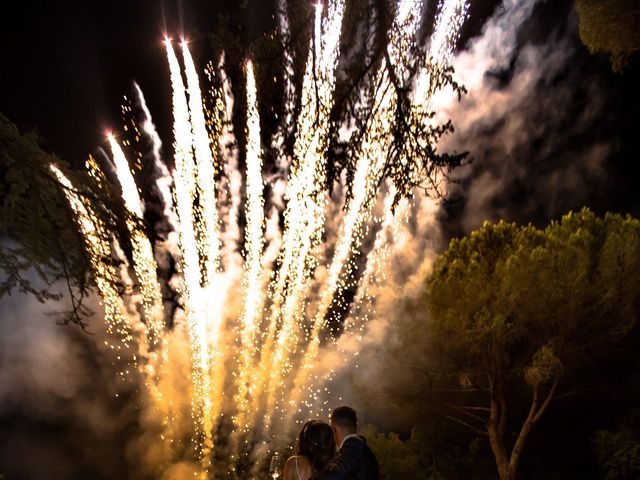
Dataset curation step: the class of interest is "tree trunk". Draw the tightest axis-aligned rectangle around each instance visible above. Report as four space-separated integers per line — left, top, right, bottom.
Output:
488 378 513 480
487 376 559 480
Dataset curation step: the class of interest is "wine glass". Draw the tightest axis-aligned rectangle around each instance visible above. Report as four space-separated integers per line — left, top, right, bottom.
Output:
269 453 281 479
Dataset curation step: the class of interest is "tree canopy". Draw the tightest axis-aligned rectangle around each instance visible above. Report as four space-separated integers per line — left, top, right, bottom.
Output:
0 114 123 326
422 209 640 480
575 0 640 72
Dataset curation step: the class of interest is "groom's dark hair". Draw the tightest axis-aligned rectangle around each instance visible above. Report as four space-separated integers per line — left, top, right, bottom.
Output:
331 405 357 431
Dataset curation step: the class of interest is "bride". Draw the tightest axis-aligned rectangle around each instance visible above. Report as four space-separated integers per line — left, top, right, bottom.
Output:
284 420 336 480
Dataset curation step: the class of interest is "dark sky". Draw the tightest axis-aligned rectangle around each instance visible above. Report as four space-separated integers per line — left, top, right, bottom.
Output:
0 0 273 163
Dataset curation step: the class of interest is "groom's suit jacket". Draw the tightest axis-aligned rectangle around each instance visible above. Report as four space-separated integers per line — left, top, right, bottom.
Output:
316 435 380 480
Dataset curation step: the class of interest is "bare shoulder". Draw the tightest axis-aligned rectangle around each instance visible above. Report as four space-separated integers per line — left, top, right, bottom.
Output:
284 455 312 480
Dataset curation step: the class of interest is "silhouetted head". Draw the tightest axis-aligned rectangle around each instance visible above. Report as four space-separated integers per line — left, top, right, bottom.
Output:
330 405 358 445
296 419 336 472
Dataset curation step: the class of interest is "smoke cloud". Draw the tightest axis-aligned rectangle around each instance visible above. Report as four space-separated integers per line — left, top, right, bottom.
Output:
0 288 138 479
439 0 638 232
326 0 639 430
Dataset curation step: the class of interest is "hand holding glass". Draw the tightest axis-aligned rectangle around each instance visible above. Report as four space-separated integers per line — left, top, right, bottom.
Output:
269 453 281 479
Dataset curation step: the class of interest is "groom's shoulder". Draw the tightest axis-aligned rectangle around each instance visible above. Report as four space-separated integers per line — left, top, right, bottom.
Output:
341 435 368 453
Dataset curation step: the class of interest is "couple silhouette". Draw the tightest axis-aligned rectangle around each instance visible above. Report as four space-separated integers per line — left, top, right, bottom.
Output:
283 406 379 480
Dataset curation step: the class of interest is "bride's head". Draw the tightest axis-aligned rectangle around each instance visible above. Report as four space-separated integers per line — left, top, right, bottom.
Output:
296 419 336 472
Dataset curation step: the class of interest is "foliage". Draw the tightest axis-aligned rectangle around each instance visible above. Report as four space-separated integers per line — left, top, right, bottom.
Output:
200 0 468 205
362 424 494 480
575 0 640 72
363 424 432 479
0 114 122 325
325 1 468 207
594 427 640 479
423 208 640 480
592 407 640 480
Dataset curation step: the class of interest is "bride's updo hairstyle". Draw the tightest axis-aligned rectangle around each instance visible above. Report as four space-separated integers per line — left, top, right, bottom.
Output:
295 419 336 472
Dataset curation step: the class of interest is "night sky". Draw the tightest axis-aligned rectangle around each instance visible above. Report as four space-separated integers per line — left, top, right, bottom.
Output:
2 0 638 220
0 0 274 163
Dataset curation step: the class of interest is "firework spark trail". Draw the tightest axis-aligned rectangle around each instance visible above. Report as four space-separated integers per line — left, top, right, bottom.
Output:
344 183 405 346
288 0 424 414
132 82 178 233
182 41 222 285
50 165 134 353
272 0 296 173
182 43 232 457
256 0 345 437
232 61 266 447
262 2 325 317
430 0 470 65
108 135 144 219
108 136 166 348
267 0 295 244
165 39 214 470
126 85 181 443
415 0 470 101
105 138 171 435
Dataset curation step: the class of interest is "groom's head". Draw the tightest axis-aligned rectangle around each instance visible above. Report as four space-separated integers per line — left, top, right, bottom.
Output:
331 405 357 445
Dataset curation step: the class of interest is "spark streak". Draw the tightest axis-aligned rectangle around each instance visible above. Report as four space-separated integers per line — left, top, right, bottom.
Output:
233 60 266 441
108 136 165 347
166 39 215 469
258 0 346 436
50 165 133 351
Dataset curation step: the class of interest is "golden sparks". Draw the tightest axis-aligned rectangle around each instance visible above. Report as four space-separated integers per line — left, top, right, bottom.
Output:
56 1 469 476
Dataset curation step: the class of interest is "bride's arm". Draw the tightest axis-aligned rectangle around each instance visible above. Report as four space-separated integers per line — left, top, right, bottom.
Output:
284 456 297 480
285 456 313 480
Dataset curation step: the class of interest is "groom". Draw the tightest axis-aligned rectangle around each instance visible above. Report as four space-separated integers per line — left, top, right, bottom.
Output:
316 405 380 480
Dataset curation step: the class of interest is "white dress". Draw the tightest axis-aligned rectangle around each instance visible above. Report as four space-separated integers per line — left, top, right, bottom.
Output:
295 456 309 480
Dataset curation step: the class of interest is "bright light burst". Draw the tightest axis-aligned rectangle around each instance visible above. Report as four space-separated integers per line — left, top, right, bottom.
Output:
55 0 469 476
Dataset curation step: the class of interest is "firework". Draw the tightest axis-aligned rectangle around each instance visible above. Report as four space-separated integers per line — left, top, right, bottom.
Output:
56 1 471 476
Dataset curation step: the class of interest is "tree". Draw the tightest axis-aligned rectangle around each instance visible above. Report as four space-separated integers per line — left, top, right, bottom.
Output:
593 415 640 480
199 0 467 206
362 423 490 480
575 0 640 73
0 114 122 326
423 209 640 480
